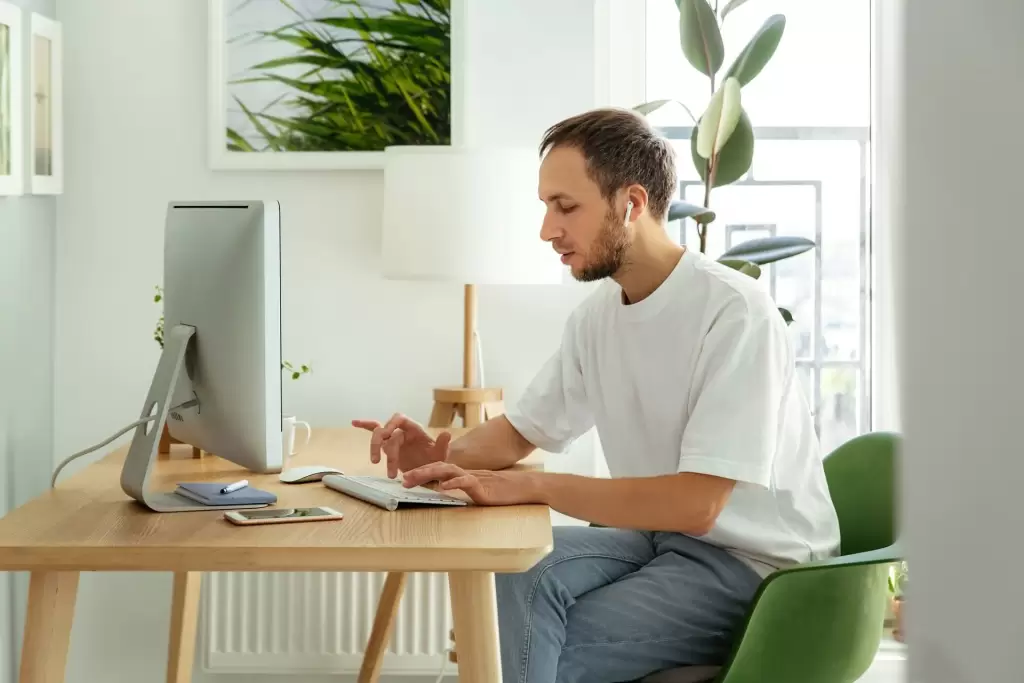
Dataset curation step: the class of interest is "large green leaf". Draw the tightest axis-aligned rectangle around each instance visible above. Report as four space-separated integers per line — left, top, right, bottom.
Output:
778 307 794 325
719 235 816 264
632 99 698 123
696 77 742 159
691 108 754 187
668 200 716 224
676 0 725 77
720 0 753 20
723 14 786 86
718 258 762 279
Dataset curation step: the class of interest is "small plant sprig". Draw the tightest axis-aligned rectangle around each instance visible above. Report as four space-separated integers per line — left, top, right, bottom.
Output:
153 286 165 348
152 285 310 380
282 360 312 380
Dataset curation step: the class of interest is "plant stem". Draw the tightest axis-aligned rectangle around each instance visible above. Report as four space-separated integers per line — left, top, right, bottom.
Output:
699 159 714 253
700 22 720 256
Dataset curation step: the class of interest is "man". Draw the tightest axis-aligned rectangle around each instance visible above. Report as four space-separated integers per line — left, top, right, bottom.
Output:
354 108 840 683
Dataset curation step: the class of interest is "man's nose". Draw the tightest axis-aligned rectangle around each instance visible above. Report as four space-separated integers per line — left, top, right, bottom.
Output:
539 214 561 243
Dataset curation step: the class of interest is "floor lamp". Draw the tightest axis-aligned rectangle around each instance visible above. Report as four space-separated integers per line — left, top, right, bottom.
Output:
381 146 563 428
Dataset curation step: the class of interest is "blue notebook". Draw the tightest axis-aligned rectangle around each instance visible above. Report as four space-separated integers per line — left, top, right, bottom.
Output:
174 482 277 507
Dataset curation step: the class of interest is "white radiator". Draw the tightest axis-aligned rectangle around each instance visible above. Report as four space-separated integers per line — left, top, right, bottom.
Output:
201 571 456 676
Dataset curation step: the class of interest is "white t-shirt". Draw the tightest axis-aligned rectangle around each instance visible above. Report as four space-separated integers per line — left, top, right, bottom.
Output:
505 248 841 575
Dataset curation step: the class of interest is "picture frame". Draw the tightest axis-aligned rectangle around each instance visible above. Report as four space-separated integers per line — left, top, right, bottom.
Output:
207 0 465 171
0 1 24 196
29 12 61 195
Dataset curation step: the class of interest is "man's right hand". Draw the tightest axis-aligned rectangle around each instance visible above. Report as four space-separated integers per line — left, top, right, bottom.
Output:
352 414 452 479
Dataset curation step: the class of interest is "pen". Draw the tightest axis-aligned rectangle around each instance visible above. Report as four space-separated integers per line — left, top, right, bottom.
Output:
221 480 248 494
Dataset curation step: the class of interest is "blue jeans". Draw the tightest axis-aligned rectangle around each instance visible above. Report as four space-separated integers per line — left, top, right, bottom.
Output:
494 526 763 683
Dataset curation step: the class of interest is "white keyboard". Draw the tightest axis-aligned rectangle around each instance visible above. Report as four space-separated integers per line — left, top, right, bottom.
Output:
321 474 469 511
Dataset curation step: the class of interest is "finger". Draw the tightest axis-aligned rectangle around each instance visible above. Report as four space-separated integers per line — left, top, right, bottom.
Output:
412 461 464 479
439 475 486 503
385 429 405 479
382 429 405 459
383 413 429 441
432 431 452 460
370 426 387 464
381 412 412 436
438 475 476 491
403 461 464 487
351 419 381 432
370 415 406 452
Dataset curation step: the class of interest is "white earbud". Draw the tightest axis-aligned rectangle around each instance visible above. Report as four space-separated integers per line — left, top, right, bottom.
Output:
624 201 633 225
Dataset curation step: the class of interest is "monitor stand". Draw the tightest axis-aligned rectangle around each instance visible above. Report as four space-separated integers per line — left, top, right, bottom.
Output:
120 324 267 513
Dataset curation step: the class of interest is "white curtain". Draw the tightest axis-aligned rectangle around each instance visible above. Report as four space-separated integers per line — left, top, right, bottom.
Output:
870 0 904 433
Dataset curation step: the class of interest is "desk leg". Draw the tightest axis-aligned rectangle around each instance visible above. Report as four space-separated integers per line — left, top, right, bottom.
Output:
19 571 79 683
357 572 407 683
167 572 201 683
448 571 501 683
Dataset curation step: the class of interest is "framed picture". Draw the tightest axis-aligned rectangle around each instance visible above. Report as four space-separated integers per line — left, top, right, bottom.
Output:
29 12 60 195
0 1 24 196
207 0 464 171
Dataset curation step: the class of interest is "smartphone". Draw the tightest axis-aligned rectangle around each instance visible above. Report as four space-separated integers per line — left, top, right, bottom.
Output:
224 506 344 526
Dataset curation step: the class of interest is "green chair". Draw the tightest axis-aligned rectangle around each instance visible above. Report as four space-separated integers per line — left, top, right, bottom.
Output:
642 431 902 683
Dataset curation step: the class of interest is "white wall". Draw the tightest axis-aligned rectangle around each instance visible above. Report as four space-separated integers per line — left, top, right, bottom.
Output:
0 1 57 682
0 197 54 683
50 1 634 681
899 0 1024 681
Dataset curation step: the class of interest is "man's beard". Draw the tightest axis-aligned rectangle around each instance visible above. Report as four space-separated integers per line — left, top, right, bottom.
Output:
573 204 630 282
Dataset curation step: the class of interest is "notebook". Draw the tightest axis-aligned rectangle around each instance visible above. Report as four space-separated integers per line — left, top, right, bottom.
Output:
174 482 277 507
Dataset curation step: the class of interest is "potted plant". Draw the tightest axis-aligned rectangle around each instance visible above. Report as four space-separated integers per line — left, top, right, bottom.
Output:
887 561 907 642
634 0 814 324
152 285 311 452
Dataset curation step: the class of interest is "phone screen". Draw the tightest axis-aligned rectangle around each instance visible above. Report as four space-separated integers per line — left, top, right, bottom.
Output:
235 507 335 520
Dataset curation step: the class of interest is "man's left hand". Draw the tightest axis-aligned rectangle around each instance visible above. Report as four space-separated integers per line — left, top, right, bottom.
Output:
401 462 541 506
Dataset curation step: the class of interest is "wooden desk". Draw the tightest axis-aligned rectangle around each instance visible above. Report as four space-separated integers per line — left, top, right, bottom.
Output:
0 428 553 683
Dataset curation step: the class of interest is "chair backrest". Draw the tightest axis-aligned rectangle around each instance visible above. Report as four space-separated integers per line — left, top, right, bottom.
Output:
822 431 899 555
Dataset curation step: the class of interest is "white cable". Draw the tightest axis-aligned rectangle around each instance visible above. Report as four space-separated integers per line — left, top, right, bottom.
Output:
50 398 199 488
50 416 157 488
434 647 453 683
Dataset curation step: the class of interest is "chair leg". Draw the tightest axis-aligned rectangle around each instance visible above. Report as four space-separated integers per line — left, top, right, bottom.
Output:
357 572 407 683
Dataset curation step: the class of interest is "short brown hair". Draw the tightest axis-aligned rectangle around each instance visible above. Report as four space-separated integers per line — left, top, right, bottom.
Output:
539 108 677 220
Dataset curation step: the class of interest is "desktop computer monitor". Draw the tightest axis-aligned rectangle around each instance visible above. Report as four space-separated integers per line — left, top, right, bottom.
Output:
120 200 283 512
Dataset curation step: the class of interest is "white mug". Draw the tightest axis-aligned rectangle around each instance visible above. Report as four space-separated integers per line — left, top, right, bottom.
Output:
282 415 312 457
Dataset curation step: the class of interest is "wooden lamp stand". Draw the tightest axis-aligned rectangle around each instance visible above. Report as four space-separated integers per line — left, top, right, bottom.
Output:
428 284 505 428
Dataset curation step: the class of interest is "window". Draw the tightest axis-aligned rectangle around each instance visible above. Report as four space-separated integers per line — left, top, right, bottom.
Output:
644 0 873 454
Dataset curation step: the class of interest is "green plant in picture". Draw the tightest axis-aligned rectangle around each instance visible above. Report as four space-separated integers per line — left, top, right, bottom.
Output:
226 0 451 153
153 285 310 380
635 0 816 324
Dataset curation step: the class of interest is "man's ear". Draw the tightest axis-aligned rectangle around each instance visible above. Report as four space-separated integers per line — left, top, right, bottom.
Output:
625 185 649 222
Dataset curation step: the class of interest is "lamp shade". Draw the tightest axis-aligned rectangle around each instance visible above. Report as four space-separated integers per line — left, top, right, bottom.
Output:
381 146 563 285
